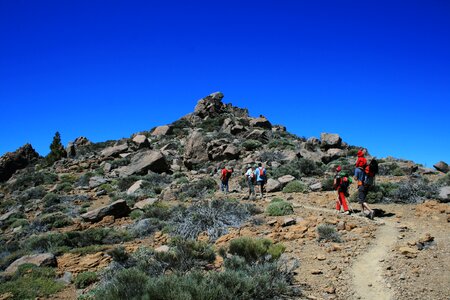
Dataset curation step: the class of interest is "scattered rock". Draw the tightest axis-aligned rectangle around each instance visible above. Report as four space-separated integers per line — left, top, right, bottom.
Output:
267 219 278 226
311 269 323 275
127 179 145 195
101 143 128 158
194 92 225 119
5 253 57 274
282 217 296 227
438 186 450 202
81 200 131 223
398 246 419 258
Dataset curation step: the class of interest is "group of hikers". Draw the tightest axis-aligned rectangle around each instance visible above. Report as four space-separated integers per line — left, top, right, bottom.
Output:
334 148 379 219
219 148 378 219
220 163 267 199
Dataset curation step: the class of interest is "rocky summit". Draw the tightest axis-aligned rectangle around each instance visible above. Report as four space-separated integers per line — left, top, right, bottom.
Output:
0 92 449 300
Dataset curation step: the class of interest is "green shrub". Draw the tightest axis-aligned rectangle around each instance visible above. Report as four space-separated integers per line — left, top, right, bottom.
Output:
143 202 172 220
75 271 98 289
282 180 307 193
228 237 285 263
107 246 129 263
242 139 262 151
347 148 359 157
265 200 294 216
55 182 73 193
317 224 341 243
110 157 131 169
0 263 64 299
9 170 58 191
267 138 295 150
60 174 78 184
42 193 61 207
10 218 29 228
77 172 94 187
198 116 226 132
392 167 405 176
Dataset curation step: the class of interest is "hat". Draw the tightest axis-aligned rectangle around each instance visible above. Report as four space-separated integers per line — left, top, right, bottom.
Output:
336 166 342 172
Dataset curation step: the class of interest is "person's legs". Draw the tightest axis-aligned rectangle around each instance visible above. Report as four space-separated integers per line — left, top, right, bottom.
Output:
338 191 349 212
336 193 341 211
259 181 264 198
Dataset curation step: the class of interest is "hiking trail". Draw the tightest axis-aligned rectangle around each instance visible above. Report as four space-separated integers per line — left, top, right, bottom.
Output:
351 220 397 300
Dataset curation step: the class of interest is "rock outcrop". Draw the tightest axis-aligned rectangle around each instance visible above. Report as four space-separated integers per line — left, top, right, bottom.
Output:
118 150 170 176
5 253 57 274
433 161 449 173
0 144 40 182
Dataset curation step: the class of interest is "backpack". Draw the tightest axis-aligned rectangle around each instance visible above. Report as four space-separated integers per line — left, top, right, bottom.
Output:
226 169 232 180
364 159 378 185
258 167 266 182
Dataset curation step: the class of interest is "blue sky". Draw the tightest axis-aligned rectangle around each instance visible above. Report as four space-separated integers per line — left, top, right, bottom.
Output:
1 0 449 167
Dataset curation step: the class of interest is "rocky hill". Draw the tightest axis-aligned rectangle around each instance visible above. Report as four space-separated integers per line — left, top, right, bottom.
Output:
0 92 449 300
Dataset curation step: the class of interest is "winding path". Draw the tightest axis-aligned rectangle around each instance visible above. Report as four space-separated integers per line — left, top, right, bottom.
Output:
351 221 397 300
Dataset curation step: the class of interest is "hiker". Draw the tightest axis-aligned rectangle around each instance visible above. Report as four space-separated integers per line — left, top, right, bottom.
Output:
354 148 367 183
220 166 233 194
333 166 351 214
358 159 379 219
254 163 267 199
244 164 256 199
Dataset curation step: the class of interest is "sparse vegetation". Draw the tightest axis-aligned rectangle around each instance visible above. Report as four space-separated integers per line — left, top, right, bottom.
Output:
271 158 324 179
176 177 216 200
242 139 262 151
228 237 285 263
317 224 341 243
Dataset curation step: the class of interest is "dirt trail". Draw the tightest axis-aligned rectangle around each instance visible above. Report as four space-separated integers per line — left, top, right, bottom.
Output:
351 221 397 300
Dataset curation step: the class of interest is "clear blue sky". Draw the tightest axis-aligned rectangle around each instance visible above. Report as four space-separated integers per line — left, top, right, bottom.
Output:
1 0 449 167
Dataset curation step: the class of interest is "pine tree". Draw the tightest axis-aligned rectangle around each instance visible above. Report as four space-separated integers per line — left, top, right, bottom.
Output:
46 131 67 165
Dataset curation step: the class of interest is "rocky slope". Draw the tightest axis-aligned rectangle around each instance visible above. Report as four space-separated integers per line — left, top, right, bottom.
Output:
0 92 449 300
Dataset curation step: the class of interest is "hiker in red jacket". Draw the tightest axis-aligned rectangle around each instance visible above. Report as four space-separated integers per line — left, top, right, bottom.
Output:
333 166 350 215
354 148 367 185
220 166 233 194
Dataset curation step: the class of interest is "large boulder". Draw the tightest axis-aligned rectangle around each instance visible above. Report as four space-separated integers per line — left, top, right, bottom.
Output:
151 125 173 136
101 143 129 158
250 116 272 129
81 200 131 223
433 161 449 174
194 92 225 119
278 175 296 186
118 150 170 176
265 178 283 193
320 133 342 150
5 253 57 274
184 130 209 169
0 144 40 182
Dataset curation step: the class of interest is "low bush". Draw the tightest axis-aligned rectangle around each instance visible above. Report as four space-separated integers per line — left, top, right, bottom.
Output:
228 237 285 263
265 199 294 216
94 268 149 300
18 186 46 204
75 271 98 289
55 182 73 193
42 193 61 208
37 212 73 229
437 173 450 187
282 180 307 193
0 263 64 299
317 224 341 243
